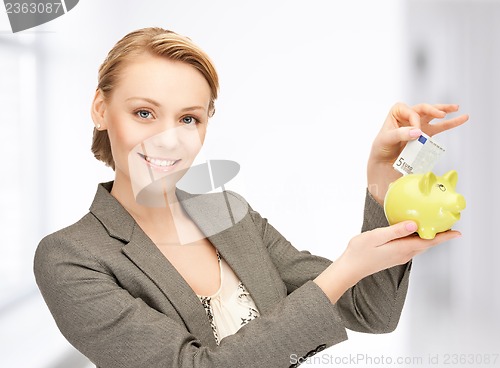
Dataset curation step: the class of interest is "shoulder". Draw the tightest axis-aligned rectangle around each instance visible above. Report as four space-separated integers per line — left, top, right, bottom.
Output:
33 211 115 298
34 182 129 280
35 212 108 267
37 211 103 246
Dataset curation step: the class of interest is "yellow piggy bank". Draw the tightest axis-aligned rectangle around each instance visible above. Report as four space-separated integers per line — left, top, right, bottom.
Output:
384 170 466 239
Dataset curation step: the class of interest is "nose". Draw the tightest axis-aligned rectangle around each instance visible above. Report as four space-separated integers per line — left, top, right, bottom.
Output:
455 194 466 211
150 126 180 149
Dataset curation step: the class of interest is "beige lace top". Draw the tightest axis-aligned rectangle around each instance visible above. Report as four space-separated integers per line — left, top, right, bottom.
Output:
197 251 260 345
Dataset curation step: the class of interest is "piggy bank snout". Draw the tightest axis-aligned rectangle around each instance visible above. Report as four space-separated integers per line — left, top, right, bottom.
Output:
455 194 466 211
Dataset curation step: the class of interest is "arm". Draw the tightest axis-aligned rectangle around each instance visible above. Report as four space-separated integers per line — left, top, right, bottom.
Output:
335 190 412 333
241 191 411 334
34 229 348 368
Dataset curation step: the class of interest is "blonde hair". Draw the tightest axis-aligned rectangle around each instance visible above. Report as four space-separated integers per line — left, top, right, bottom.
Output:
91 27 219 169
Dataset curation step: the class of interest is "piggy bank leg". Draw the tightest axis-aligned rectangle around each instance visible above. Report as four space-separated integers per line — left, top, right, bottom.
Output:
418 226 437 240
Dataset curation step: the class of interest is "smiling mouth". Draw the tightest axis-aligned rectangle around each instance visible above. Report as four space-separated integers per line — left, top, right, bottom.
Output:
137 153 181 170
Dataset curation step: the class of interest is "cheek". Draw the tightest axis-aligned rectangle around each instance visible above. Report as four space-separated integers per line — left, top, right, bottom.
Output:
186 126 207 156
107 128 135 166
106 113 146 156
197 125 207 143
113 126 137 151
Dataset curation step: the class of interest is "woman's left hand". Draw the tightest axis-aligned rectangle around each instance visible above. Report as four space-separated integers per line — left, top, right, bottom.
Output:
367 103 469 205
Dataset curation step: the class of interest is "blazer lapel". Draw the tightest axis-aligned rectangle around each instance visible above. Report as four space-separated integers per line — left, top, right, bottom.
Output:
206 222 284 315
121 231 217 348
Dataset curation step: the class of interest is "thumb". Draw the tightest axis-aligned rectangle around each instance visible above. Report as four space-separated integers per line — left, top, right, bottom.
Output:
369 221 418 245
379 126 423 147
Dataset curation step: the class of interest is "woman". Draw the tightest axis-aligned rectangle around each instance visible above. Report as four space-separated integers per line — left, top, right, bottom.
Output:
34 27 468 368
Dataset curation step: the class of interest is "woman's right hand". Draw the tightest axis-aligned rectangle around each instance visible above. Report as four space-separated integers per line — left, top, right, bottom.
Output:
314 221 461 304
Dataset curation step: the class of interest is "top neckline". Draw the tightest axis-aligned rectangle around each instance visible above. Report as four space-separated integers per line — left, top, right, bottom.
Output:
197 251 224 298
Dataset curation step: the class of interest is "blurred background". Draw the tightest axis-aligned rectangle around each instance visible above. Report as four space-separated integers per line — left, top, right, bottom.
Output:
0 0 498 367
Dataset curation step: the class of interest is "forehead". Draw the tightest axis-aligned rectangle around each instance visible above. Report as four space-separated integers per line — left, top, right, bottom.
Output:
112 55 211 108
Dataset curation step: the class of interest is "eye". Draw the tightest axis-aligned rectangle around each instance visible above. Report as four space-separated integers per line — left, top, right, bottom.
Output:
437 183 446 192
135 109 154 120
181 116 198 125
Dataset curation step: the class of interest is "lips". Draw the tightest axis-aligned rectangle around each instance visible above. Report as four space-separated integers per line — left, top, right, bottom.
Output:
137 153 180 171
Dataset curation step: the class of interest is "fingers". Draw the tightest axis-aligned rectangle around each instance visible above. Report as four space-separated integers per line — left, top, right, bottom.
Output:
394 229 462 258
425 113 469 136
383 102 466 145
412 103 448 122
391 103 466 130
345 225 462 279
366 221 419 246
390 102 421 128
426 103 459 113
410 103 469 134
367 222 461 251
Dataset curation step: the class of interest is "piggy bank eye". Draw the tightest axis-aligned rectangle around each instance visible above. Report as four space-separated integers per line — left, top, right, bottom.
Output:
437 183 446 192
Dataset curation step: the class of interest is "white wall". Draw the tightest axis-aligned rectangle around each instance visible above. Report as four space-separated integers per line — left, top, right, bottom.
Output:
402 0 500 357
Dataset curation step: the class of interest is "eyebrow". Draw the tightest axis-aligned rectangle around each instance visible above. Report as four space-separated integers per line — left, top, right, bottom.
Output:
126 97 161 107
125 97 207 112
180 106 207 113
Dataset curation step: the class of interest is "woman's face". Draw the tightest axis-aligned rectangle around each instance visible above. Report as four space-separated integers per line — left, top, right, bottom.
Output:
96 54 212 203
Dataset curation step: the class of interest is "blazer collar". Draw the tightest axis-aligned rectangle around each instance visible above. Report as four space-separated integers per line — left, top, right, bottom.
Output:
89 182 135 242
89 182 247 242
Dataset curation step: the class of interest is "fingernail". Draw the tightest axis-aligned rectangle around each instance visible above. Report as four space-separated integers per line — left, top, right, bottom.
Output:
409 128 422 138
405 222 418 232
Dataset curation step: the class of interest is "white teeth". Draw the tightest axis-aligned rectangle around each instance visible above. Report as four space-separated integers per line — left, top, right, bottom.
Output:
144 156 177 167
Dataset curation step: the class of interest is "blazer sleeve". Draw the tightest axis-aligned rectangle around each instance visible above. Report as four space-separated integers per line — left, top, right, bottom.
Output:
34 226 348 368
337 190 412 333
238 189 412 334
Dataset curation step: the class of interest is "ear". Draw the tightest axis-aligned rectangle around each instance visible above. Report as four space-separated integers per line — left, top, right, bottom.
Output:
418 172 437 195
442 170 458 189
91 89 108 130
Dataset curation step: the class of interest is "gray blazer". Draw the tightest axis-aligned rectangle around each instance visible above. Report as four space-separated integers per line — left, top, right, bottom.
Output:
34 182 412 368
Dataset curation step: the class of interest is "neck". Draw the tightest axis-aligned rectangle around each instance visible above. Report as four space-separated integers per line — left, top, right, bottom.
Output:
110 170 207 246
110 172 183 231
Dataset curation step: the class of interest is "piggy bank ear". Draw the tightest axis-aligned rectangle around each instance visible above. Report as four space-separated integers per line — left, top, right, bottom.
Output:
442 170 458 189
418 172 437 195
